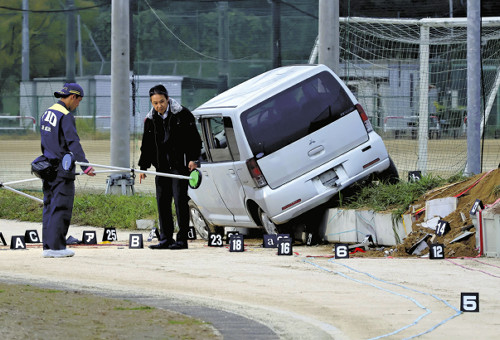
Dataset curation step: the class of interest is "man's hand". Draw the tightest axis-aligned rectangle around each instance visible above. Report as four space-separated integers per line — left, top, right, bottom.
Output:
139 173 147 184
188 161 198 172
84 166 96 177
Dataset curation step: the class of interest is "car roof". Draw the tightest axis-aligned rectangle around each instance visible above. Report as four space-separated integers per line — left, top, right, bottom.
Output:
194 64 331 111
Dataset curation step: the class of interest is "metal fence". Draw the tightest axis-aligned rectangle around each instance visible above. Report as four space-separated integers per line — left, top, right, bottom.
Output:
1 1 499 194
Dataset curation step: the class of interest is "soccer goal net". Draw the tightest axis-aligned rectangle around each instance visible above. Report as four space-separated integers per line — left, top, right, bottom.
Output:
329 17 500 178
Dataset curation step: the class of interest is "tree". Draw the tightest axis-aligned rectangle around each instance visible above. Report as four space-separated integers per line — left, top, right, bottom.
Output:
0 0 99 113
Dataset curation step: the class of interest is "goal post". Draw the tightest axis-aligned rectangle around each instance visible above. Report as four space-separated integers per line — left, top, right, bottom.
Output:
312 16 500 178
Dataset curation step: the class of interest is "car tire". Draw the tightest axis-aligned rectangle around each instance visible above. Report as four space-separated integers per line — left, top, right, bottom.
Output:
188 200 212 240
259 208 279 235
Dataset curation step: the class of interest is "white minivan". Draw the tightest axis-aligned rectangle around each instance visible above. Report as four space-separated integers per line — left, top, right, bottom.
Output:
188 64 398 239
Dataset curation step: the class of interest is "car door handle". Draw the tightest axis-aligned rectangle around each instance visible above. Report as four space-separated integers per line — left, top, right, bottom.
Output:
228 169 235 175
202 171 209 177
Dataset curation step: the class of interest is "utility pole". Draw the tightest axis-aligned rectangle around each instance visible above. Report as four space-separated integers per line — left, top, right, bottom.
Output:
218 1 229 93
465 0 481 175
271 0 281 69
22 0 29 81
318 0 339 74
109 0 132 194
66 0 76 82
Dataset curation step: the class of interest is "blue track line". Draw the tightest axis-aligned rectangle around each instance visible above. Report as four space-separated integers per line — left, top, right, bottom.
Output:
302 258 462 339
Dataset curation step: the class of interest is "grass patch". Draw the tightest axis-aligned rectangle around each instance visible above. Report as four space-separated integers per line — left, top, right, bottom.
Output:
0 282 218 339
1 173 466 228
0 190 158 229
342 174 462 219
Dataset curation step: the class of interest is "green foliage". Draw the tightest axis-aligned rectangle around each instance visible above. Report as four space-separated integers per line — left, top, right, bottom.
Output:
446 172 468 184
71 193 158 228
74 118 109 139
0 174 466 230
0 190 157 229
0 190 43 222
0 0 99 112
343 174 448 219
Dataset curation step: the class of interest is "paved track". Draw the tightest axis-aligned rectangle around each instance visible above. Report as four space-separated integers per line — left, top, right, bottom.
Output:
1 219 500 339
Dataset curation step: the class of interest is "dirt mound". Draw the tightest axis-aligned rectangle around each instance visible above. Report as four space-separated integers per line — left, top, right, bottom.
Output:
367 168 500 258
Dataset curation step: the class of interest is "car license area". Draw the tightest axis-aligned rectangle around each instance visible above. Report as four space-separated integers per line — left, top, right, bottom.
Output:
319 169 338 186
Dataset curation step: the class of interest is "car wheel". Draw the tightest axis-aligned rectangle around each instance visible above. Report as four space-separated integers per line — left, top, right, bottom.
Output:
188 200 211 240
259 208 279 235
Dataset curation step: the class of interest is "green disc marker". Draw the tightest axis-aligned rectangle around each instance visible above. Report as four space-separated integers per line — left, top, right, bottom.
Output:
189 169 202 189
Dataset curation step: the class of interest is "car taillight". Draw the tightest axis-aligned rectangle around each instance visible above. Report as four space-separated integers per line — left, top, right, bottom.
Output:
246 157 267 188
356 104 373 133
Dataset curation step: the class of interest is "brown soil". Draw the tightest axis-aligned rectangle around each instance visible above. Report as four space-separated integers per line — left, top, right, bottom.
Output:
389 168 500 258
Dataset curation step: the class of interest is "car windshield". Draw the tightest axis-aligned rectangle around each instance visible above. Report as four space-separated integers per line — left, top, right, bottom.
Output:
241 71 354 157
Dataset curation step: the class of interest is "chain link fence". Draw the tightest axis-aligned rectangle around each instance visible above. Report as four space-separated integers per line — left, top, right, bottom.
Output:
1 1 499 193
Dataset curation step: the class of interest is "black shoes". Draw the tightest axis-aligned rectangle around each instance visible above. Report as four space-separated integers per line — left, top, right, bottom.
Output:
168 241 188 250
148 240 174 249
149 240 188 250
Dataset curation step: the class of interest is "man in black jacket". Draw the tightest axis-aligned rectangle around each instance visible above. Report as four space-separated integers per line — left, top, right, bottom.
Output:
138 84 202 249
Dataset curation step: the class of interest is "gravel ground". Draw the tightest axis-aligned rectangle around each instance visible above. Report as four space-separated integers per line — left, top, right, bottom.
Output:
1 219 500 339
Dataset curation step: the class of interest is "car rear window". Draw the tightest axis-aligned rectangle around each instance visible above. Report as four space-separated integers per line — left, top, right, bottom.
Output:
241 71 355 157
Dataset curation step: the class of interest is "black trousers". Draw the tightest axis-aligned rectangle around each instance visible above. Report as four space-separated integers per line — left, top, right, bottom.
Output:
42 177 75 250
155 173 190 244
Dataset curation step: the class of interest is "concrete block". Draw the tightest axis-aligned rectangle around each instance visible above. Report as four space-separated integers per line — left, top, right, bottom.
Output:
373 212 412 245
480 201 500 257
320 209 358 243
320 208 412 246
136 219 155 230
425 197 457 220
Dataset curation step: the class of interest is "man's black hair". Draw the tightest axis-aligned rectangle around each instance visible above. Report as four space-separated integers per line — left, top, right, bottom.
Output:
59 94 81 99
149 84 168 98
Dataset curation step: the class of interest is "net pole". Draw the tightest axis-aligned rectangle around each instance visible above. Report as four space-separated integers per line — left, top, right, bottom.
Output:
417 23 429 174
465 0 482 175
482 67 500 140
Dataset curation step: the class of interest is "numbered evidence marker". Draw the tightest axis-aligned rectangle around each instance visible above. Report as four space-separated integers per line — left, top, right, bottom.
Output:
429 243 445 259
10 236 26 250
147 227 160 242
461 293 479 312
187 226 197 240
226 231 239 244
435 220 451 236
129 234 144 249
263 234 278 248
24 229 41 243
229 234 244 252
334 243 349 259
408 170 422 182
469 199 484 216
102 227 117 242
277 236 293 256
306 232 321 246
0 232 6 246
208 232 224 247
82 231 97 245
